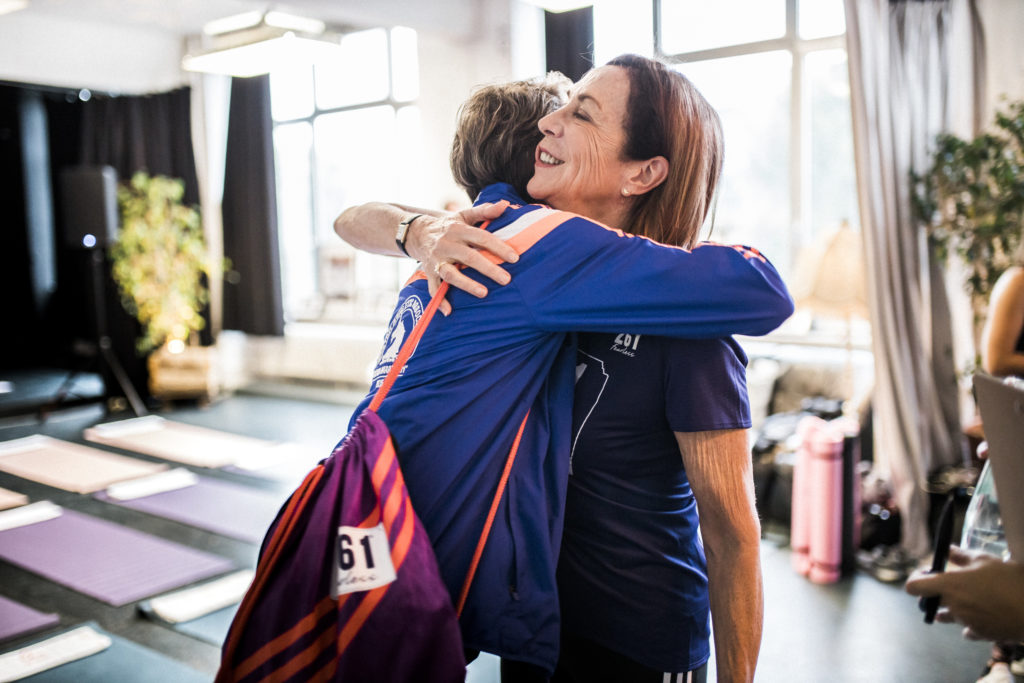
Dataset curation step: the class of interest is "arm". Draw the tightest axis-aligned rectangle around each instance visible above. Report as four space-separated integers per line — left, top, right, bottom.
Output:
510 213 794 338
982 266 1024 377
333 201 518 300
905 547 1024 642
677 429 762 683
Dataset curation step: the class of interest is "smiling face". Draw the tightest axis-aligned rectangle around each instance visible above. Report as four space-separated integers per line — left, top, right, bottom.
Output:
526 65 638 226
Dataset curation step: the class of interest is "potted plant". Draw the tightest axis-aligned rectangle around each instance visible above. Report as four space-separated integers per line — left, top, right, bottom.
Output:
110 171 218 399
913 99 1024 348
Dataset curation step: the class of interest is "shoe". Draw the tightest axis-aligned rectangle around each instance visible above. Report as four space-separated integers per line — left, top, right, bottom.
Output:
977 661 1014 683
856 545 913 583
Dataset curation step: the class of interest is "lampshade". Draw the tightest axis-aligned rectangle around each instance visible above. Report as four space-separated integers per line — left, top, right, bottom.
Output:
182 11 343 78
790 221 869 320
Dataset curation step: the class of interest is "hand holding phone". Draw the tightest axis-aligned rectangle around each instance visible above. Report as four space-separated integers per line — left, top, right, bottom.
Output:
919 495 955 624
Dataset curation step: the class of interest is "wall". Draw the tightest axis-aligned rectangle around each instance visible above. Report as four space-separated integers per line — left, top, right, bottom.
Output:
0 12 186 94
978 0 1024 118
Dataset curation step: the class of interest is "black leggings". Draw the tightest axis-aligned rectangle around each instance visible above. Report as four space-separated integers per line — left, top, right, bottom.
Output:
551 632 708 683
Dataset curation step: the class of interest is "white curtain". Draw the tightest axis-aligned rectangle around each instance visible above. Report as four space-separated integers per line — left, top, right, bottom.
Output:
190 72 232 338
845 0 985 557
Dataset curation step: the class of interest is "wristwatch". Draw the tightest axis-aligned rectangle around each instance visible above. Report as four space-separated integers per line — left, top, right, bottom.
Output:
396 214 423 257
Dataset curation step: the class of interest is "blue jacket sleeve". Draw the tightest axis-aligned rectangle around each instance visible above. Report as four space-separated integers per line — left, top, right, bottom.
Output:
510 214 794 338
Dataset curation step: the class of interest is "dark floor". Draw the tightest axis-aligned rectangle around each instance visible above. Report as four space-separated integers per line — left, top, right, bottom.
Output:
0 372 1000 682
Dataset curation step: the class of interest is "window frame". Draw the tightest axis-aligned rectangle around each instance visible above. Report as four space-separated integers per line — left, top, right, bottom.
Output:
270 27 419 322
652 0 848 256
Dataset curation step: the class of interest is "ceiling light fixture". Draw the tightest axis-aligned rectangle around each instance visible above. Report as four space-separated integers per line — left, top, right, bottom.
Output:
0 0 29 18
183 11 342 78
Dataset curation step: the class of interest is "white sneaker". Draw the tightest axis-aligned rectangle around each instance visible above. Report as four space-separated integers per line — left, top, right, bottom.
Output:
1009 656 1024 676
977 662 1014 683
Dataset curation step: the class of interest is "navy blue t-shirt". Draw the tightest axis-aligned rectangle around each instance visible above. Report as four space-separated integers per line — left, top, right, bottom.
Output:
557 332 750 673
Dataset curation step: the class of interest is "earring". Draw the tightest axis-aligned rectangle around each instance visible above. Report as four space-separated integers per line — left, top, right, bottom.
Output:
621 188 630 196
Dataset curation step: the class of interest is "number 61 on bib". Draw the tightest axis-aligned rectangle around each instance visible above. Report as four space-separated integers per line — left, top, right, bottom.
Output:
332 523 397 597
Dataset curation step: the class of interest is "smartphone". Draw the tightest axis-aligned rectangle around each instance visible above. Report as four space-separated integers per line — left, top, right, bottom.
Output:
919 495 955 624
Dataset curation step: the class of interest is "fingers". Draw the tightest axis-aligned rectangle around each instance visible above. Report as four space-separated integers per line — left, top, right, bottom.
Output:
946 546 974 567
425 271 452 317
458 200 509 225
904 571 941 597
434 260 487 299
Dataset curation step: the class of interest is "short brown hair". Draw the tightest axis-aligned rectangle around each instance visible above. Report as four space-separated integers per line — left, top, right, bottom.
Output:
607 54 724 248
450 72 570 202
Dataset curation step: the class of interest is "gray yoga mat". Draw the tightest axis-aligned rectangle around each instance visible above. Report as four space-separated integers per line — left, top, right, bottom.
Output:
0 509 234 606
96 476 286 544
171 604 238 646
8 622 209 683
0 595 59 643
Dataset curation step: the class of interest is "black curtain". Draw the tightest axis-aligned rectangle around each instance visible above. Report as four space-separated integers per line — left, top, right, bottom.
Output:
73 87 203 403
545 7 595 81
79 88 199 204
0 86 39 368
221 75 284 337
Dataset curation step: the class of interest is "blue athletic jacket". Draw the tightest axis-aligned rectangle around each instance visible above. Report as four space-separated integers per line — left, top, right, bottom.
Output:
347 183 793 672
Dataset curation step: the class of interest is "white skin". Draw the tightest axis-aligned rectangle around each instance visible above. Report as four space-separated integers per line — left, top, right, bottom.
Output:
333 64 763 682
905 546 1024 642
982 266 1024 377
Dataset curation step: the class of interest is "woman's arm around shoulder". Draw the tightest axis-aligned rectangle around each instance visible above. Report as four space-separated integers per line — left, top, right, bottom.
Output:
677 428 762 683
333 201 519 307
982 265 1024 377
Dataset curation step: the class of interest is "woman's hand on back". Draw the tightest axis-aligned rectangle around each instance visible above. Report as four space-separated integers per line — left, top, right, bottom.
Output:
405 200 518 314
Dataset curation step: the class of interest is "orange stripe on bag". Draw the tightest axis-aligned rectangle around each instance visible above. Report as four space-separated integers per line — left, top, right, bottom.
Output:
275 496 419 680
234 597 334 681
221 466 326 682
370 439 396 490
233 499 382 680
337 498 417 656
258 620 337 683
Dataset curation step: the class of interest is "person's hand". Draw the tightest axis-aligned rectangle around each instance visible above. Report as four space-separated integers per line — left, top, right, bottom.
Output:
905 546 1024 642
404 201 518 315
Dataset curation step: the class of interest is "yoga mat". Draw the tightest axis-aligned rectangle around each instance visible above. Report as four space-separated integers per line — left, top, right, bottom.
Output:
0 436 165 494
172 605 237 646
0 623 208 683
0 503 234 606
138 570 250 646
0 489 28 511
84 415 299 470
95 471 286 543
0 596 58 643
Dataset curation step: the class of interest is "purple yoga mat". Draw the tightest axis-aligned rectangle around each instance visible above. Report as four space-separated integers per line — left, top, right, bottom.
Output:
0 595 59 642
95 477 287 544
0 509 234 606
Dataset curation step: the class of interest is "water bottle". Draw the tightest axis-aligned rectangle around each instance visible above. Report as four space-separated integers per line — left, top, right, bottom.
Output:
960 459 1009 559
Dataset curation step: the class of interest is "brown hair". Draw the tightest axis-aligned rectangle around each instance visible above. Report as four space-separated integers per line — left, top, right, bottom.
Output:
607 54 724 248
450 72 570 202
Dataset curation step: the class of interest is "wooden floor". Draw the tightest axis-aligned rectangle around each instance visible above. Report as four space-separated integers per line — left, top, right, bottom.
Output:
0 377 1002 682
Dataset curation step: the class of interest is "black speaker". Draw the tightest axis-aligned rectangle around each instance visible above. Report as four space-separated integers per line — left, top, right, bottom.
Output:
58 165 119 249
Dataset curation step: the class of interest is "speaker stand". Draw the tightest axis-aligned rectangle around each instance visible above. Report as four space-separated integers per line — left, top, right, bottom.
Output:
42 249 148 418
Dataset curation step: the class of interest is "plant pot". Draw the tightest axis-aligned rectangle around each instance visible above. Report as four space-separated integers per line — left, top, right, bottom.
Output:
147 344 219 401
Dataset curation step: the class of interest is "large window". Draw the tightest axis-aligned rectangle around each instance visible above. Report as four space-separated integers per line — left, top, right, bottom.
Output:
270 27 421 323
594 0 859 280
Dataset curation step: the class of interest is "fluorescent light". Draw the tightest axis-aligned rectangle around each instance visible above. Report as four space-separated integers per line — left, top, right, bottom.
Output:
264 11 325 35
0 0 29 17
203 11 262 36
183 33 342 77
184 12 341 78
520 0 592 12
